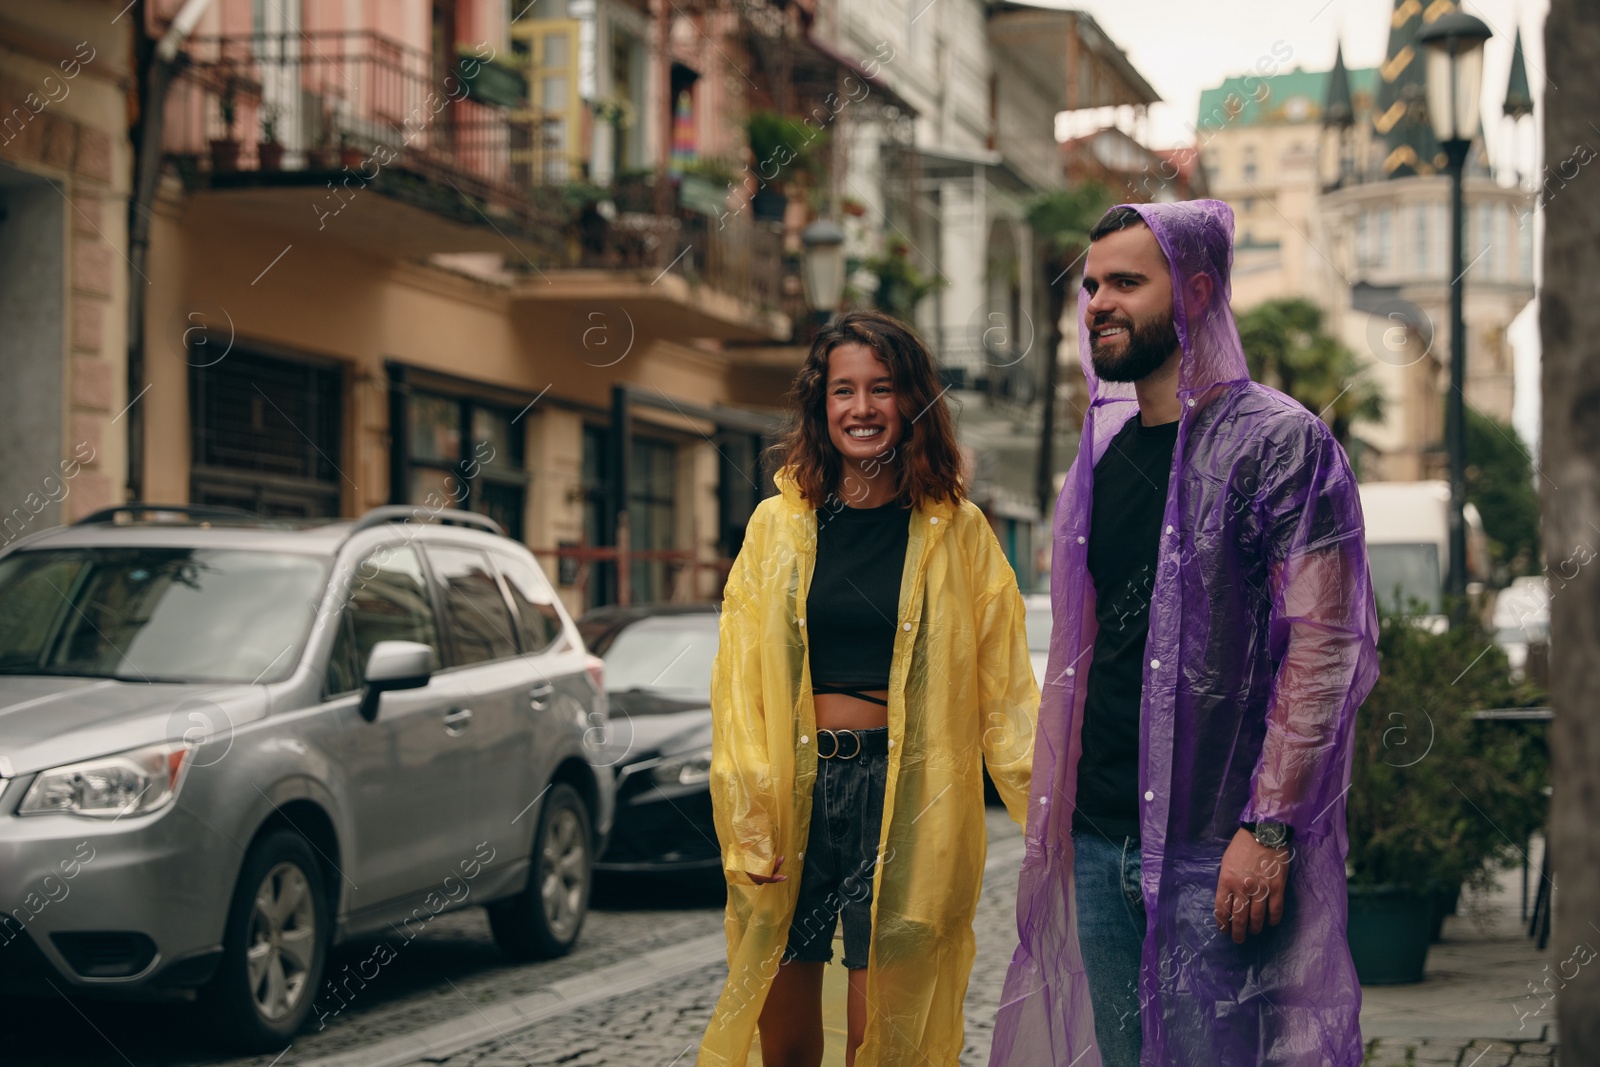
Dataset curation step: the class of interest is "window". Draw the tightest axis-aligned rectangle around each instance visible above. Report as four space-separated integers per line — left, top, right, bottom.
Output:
1375 206 1393 271
326 545 441 695
396 383 528 541
0 548 328 686
630 437 678 604
425 545 519 665
493 551 565 653
190 350 342 517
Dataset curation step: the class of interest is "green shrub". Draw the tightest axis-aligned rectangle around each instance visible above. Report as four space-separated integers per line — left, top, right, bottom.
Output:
1345 608 1547 892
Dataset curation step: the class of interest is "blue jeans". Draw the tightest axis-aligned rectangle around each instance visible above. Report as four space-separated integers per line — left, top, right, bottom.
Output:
1072 830 1145 1067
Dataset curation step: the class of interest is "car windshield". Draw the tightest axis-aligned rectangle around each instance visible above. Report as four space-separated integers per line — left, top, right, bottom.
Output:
0 547 328 684
596 614 719 697
1367 543 1442 615
1024 605 1053 653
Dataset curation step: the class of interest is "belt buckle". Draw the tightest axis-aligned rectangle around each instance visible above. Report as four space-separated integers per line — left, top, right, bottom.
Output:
817 729 839 760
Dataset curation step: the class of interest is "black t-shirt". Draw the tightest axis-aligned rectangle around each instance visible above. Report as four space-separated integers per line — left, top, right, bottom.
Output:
1073 415 1179 842
806 500 911 688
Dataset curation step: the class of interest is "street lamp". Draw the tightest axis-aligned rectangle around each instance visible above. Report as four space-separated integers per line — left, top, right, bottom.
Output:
801 218 847 325
1417 11 1492 617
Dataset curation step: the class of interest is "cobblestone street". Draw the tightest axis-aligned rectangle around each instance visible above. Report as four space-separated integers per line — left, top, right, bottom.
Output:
6 807 1557 1066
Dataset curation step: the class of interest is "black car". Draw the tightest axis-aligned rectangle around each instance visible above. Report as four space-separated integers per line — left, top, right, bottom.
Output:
577 604 722 874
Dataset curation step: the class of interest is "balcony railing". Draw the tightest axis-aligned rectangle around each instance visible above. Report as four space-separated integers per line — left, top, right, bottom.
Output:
164 30 792 321
165 30 560 209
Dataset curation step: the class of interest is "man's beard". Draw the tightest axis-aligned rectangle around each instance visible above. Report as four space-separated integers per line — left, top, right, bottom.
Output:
1089 310 1180 383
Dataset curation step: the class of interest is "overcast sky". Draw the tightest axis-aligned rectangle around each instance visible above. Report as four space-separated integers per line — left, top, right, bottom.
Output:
1037 0 1550 452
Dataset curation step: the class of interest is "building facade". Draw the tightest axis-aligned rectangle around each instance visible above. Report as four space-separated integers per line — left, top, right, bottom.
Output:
1195 0 1535 482
0 1 132 541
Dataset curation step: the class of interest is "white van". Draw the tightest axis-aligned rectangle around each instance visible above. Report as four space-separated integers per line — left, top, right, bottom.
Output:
1358 480 1488 626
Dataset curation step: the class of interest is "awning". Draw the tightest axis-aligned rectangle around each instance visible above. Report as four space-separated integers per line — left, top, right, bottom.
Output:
797 33 920 119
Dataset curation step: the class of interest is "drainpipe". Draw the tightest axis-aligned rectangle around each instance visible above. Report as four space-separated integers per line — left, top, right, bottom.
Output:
125 0 214 501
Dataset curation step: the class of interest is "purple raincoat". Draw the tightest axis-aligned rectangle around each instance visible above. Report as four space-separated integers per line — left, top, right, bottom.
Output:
989 200 1379 1067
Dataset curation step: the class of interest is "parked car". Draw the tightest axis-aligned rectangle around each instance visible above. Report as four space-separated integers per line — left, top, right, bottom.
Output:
0 504 613 1052
577 604 721 875
1491 575 1551 681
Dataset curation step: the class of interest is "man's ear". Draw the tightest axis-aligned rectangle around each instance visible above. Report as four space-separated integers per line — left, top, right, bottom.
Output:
1187 272 1215 313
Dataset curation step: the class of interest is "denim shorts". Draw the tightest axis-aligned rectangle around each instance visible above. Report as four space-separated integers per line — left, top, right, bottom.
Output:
783 728 889 969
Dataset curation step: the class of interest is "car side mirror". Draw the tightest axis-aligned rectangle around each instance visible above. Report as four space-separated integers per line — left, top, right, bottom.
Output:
358 640 434 722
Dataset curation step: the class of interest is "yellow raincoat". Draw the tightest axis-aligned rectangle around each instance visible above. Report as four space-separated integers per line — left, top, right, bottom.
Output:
701 468 1038 1066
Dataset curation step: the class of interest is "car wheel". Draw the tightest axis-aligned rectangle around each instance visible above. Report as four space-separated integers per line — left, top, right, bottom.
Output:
489 783 592 960
201 829 329 1051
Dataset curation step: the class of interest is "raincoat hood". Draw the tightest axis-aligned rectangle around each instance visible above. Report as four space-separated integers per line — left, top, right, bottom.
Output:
702 466 1038 1065
991 200 1380 1066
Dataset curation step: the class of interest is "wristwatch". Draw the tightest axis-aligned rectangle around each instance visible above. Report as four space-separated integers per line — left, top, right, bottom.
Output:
1241 820 1292 849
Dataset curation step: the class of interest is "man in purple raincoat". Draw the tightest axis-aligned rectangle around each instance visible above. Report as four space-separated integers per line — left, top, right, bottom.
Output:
989 200 1379 1067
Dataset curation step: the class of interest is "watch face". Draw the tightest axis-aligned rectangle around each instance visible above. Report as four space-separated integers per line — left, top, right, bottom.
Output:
1255 823 1289 849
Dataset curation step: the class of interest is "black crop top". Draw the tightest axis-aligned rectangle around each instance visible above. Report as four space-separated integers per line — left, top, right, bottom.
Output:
806 501 911 701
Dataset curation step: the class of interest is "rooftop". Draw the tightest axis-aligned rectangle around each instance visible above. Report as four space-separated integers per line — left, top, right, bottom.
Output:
1196 65 1379 131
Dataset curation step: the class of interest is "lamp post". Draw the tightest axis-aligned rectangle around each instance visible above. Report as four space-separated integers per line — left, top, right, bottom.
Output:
1418 12 1492 618
802 218 847 329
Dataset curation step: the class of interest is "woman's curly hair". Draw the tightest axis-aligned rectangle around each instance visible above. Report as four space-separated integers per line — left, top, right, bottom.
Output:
765 309 965 510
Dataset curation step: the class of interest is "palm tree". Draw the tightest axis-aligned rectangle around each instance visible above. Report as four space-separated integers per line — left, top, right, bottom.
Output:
1025 182 1114 518
1235 297 1384 450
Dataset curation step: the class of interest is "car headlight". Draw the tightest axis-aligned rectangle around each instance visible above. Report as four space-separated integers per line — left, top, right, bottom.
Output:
18 742 191 819
649 746 713 787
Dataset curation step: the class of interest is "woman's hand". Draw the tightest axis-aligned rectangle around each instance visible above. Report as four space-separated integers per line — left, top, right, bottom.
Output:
748 854 787 884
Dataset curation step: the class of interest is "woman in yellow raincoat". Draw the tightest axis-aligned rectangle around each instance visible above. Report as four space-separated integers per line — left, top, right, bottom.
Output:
701 310 1038 1067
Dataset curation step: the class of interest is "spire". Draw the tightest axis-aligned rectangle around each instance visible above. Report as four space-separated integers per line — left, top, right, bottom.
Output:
1373 0 1446 177
1324 42 1355 128
1504 28 1534 119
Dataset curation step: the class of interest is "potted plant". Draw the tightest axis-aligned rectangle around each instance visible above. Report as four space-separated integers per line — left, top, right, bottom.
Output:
1345 605 1547 983
339 130 365 170
210 74 241 173
258 105 285 171
863 237 944 321
308 98 339 169
744 110 827 222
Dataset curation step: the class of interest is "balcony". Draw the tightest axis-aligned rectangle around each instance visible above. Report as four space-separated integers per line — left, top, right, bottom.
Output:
163 30 790 340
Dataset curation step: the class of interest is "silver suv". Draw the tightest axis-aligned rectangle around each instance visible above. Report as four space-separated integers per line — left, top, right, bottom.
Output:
0 505 613 1051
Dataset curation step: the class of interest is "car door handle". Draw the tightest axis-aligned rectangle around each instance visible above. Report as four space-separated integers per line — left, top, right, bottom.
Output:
529 682 554 710
443 707 474 735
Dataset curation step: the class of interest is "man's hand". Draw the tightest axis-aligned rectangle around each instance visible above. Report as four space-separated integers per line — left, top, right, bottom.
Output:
1213 829 1290 944
748 854 787 885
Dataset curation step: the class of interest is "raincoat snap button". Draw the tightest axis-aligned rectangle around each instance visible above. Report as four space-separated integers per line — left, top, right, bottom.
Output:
1166 525 1174 535
902 622 912 631
929 516 939 524
887 738 895 748
798 618 805 627
1186 398 1195 407
1076 535 1086 545
1065 667 1075 677
798 850 805 859
1039 796 1048 805
1144 790 1155 801
800 735 809 744
1150 658 1161 669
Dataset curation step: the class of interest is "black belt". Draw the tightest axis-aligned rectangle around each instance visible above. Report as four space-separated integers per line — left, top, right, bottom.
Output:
816 727 890 760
